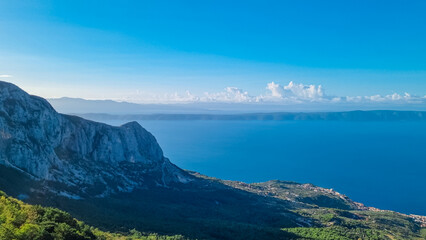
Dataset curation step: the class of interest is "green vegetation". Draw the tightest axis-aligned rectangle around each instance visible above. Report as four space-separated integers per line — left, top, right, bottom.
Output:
283 226 386 240
1 167 425 240
0 191 186 240
420 228 426 238
42 187 297 240
284 208 426 240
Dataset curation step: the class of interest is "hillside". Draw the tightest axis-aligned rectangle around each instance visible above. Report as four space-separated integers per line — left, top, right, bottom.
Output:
0 190 185 240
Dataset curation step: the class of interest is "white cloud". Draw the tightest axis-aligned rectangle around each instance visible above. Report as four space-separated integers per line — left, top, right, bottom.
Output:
113 81 426 106
264 81 324 101
266 82 285 98
284 81 324 100
0 74 13 78
203 87 255 103
345 96 363 103
165 91 200 102
117 90 200 103
345 92 422 104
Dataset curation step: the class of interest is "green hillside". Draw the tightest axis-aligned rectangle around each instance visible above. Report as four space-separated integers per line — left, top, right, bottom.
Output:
0 191 185 240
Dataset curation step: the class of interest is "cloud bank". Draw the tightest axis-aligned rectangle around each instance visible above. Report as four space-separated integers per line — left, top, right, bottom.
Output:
117 81 426 106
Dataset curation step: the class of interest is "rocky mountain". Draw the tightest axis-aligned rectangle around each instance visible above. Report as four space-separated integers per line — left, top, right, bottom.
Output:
0 81 425 239
0 81 190 198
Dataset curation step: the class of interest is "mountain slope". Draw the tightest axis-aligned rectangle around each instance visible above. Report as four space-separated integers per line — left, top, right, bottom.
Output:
0 81 190 198
0 190 186 240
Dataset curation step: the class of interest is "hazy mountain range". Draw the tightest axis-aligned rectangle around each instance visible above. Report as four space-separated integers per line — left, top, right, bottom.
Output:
48 97 426 115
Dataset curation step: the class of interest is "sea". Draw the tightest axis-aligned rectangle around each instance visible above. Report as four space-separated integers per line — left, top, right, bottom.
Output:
103 120 426 216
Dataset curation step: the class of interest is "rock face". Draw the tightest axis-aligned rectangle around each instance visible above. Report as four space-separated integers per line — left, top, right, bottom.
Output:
0 81 191 198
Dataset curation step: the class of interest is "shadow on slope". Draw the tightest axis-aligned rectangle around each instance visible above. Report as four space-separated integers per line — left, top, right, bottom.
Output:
0 165 303 240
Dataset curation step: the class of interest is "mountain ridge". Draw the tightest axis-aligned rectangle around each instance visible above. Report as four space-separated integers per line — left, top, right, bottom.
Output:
48 97 426 115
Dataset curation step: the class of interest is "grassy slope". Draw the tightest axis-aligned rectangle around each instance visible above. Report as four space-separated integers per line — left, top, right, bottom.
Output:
0 190 186 240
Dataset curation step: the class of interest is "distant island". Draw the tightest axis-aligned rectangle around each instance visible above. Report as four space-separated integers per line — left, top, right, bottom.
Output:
77 110 426 122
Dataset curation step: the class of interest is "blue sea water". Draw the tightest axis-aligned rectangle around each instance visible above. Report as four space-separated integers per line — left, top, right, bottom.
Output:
104 120 426 215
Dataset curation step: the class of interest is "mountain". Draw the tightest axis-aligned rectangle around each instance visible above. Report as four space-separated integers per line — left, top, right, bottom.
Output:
47 97 214 114
48 97 426 116
0 81 190 199
0 81 425 239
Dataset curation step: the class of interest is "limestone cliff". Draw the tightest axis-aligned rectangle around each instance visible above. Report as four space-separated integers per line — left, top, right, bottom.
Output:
0 81 191 198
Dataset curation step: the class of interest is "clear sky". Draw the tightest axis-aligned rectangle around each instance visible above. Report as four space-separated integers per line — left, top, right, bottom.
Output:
0 1 426 106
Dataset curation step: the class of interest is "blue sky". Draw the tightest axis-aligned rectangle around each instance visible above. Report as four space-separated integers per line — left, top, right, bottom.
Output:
0 1 426 105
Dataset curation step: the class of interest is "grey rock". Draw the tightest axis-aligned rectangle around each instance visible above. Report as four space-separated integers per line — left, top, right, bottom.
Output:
0 81 191 198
